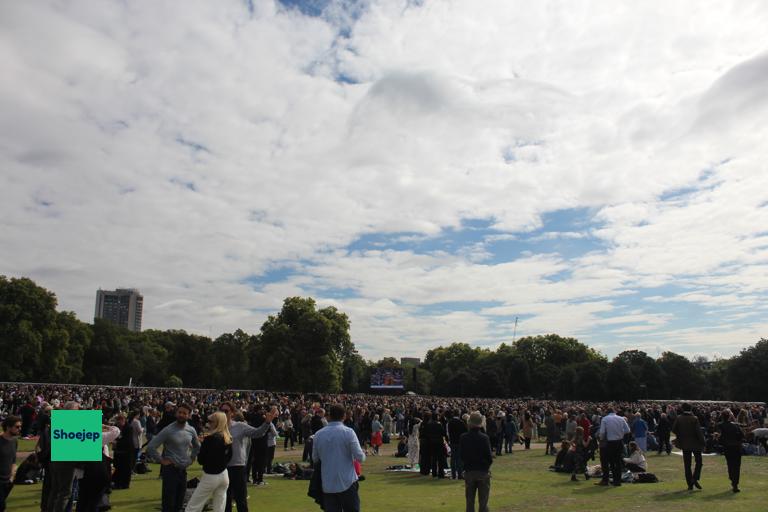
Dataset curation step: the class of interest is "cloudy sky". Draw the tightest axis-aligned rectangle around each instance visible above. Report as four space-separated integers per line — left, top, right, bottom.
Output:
2 0 767 361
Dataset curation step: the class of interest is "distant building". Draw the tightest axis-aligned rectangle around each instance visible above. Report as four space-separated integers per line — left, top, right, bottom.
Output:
95 288 143 332
400 357 420 367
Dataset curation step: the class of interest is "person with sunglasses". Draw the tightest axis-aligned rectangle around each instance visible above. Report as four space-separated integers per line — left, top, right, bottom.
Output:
0 415 21 512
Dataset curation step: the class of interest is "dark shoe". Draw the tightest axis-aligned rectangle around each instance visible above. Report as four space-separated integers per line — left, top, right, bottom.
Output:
571 474 577 481
612 482 621 487
584 473 590 480
732 486 740 493
693 481 702 490
688 485 694 491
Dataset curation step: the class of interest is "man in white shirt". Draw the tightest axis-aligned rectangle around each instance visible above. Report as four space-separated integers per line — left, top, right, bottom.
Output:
597 408 630 486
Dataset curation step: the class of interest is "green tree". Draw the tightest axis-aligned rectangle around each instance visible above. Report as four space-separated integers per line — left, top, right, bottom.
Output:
605 358 639 401
55 312 92 383
657 351 704 399
0 276 71 381
726 339 768 401
342 351 369 392
255 297 351 393
82 319 140 385
212 329 252 388
615 350 667 399
513 334 604 368
572 360 608 401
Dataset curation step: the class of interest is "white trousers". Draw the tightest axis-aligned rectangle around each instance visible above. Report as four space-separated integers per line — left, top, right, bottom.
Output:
185 469 229 512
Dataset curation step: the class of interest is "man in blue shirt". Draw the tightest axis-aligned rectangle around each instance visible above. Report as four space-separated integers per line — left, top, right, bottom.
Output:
631 412 648 452
597 408 630 486
312 404 366 512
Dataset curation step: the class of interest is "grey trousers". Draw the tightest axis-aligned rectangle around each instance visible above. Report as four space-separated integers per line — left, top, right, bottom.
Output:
464 470 491 512
45 462 76 512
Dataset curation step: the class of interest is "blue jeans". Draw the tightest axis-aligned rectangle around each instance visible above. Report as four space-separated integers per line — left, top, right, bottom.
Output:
323 481 360 512
160 465 187 512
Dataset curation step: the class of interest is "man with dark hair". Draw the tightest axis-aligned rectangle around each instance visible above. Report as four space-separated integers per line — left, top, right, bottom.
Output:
461 412 493 512
672 403 705 491
597 407 630 487
422 412 447 478
447 410 467 480
146 403 200 512
0 415 21 512
312 404 365 512
656 412 672 455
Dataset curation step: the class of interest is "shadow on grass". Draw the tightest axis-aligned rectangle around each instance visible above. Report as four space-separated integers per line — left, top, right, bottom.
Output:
651 489 697 501
700 490 739 501
378 473 456 486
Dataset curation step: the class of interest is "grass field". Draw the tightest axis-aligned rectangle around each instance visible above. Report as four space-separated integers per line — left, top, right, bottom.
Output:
9 442 768 511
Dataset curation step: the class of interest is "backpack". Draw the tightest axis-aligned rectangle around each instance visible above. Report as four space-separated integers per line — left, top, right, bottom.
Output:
634 472 659 483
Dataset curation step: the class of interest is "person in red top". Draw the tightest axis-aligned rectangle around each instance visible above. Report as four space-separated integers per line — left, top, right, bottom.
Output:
578 413 592 442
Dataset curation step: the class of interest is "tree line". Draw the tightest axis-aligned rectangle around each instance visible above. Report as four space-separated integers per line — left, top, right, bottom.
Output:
1 275 766 401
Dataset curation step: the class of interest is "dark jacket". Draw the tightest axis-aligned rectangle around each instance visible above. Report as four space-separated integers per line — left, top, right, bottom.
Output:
447 417 467 445
656 415 671 434
422 420 446 444
115 423 136 454
671 412 705 451
197 433 233 474
460 429 493 473
718 421 744 448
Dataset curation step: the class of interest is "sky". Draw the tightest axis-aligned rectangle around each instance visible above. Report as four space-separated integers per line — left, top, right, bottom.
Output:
1 0 767 361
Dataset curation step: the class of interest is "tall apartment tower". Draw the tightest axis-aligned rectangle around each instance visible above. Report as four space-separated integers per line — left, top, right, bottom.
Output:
94 288 143 332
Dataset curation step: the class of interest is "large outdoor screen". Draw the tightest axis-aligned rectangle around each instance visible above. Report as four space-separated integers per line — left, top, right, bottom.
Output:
370 367 404 389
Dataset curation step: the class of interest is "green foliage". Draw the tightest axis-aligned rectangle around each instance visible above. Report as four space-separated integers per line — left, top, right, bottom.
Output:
726 338 768 401
2 276 768 401
0 276 93 382
657 351 704 399
253 297 352 393
615 350 667 399
165 374 183 387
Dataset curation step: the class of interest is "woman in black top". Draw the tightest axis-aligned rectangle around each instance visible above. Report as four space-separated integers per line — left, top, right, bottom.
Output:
111 414 135 489
186 412 233 512
717 409 745 493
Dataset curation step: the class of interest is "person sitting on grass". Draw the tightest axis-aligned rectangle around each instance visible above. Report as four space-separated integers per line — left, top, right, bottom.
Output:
549 441 575 473
395 436 409 457
623 441 647 473
570 426 591 481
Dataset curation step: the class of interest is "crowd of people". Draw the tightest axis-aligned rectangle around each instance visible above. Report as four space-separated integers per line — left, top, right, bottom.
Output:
0 382 766 512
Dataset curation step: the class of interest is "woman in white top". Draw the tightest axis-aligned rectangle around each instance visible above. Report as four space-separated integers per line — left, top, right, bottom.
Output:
623 441 647 472
408 419 421 468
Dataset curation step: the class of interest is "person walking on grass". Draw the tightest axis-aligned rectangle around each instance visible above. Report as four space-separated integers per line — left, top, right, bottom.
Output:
185 412 233 512
460 412 492 512
717 409 744 493
146 403 201 512
671 402 705 491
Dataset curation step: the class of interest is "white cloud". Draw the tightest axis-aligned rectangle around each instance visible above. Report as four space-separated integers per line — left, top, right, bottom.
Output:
1 0 767 361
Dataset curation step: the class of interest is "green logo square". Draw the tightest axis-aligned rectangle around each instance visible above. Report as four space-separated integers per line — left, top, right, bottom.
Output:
51 410 103 462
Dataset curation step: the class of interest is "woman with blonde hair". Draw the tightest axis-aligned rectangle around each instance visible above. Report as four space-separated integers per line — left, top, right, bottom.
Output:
185 411 233 512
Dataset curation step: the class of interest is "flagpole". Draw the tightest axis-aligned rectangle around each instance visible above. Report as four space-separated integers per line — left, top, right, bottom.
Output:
513 316 518 343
